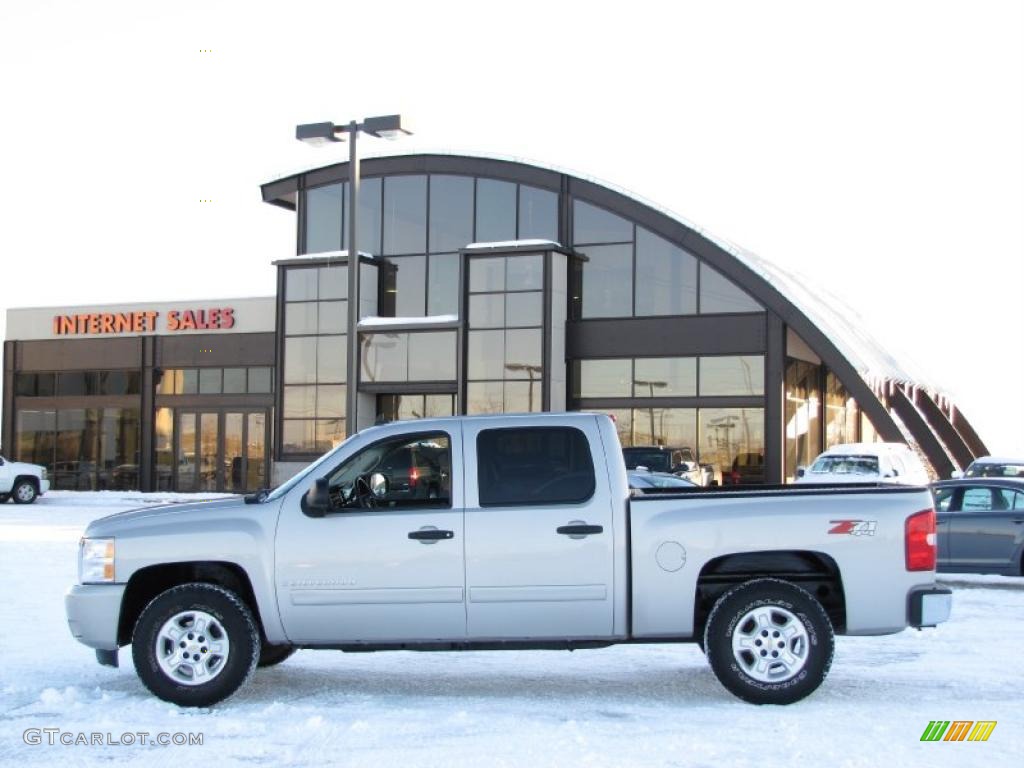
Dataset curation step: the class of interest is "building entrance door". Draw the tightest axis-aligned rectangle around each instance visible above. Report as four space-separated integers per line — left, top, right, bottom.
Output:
172 410 268 493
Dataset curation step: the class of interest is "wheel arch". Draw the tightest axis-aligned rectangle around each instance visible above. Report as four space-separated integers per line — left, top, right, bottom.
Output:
694 549 846 636
118 561 263 646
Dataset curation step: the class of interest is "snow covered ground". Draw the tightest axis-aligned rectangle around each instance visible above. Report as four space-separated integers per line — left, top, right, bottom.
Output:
1 492 1020 767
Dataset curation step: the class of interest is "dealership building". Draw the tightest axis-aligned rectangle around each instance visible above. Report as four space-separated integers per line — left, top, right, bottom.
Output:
1 154 989 493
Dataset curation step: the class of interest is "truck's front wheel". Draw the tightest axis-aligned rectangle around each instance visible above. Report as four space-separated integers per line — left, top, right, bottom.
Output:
704 578 834 705
131 583 260 707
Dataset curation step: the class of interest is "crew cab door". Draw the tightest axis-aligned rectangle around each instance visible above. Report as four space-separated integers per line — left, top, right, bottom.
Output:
462 418 615 639
275 427 465 644
948 486 1024 570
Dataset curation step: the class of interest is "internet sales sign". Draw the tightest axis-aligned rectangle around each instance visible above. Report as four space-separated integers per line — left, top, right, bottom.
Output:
52 307 236 336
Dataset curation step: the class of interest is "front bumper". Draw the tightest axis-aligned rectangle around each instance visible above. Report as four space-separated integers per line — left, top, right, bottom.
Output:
908 586 953 628
65 583 125 650
39 478 49 495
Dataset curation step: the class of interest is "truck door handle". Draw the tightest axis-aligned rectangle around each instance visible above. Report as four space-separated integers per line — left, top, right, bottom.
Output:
935 520 948 525
408 528 454 542
557 523 603 538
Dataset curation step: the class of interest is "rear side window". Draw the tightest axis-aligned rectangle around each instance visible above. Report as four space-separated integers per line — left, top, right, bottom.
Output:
477 427 595 506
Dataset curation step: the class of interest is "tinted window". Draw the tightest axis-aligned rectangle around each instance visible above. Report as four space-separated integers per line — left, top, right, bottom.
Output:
635 227 697 316
573 200 632 244
518 185 558 241
304 183 343 254
383 175 427 255
960 487 993 511
429 176 473 252
477 427 595 506
699 263 762 313
475 179 516 243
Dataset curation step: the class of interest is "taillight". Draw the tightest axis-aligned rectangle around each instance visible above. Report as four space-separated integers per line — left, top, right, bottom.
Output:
409 467 419 487
905 508 937 571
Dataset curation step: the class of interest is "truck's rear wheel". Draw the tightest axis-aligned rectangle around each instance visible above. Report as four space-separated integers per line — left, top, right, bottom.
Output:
703 578 833 705
258 642 296 668
132 583 259 707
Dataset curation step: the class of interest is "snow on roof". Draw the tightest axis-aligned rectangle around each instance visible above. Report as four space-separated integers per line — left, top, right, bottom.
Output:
357 315 458 329
465 239 562 250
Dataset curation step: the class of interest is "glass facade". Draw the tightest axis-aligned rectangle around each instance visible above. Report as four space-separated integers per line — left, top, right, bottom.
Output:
574 356 763 399
466 254 545 414
785 358 822 481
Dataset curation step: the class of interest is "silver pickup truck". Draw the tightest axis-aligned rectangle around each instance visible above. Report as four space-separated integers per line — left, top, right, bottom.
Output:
65 413 951 707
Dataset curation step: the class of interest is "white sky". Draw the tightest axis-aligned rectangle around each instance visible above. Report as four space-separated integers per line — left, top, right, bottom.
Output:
1 0 1021 455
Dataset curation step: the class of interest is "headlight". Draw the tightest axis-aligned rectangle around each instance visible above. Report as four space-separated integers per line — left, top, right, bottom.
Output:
79 538 116 583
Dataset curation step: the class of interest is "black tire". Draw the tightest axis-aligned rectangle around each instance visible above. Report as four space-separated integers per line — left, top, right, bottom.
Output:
258 642 297 668
11 479 38 504
0 494 9 503
132 583 260 707
703 578 834 705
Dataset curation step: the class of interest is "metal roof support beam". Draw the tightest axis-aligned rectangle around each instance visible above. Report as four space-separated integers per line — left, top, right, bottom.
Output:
889 387 956 478
950 404 990 459
914 390 976 468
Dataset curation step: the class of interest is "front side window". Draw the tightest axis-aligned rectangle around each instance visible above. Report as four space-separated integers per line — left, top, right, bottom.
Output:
477 427 595 506
932 487 955 512
325 432 451 510
960 487 993 511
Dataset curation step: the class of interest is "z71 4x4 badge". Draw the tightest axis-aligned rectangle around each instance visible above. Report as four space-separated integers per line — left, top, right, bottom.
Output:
828 520 877 536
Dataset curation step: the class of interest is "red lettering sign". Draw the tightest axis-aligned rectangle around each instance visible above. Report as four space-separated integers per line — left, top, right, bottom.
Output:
50 308 237 336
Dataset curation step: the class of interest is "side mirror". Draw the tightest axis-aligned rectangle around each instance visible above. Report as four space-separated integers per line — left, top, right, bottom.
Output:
303 477 331 518
796 467 806 479
369 472 388 499
950 470 964 479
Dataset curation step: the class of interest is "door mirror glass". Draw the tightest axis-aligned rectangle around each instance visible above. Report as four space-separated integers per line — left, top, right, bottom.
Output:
304 477 331 517
796 466 806 479
369 472 388 498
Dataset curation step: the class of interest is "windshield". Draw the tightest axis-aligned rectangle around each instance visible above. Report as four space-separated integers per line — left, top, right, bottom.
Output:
623 450 672 472
966 462 1024 478
264 435 356 502
810 455 880 475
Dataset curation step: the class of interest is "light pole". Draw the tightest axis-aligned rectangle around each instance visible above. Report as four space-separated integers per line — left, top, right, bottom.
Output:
505 363 543 412
633 378 667 443
296 114 413 436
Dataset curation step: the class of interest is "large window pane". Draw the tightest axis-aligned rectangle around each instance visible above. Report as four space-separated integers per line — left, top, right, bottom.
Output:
316 335 346 383
700 356 764 396
467 381 505 414
786 359 822 481
429 175 473 252
635 228 697 316
427 253 460 316
284 337 317 384
467 330 505 380
315 419 346 452
518 185 558 242
55 409 100 490
99 408 140 490
286 268 318 301
198 368 222 394
700 263 762 314
579 244 632 318
506 254 543 291
391 255 426 316
304 183 343 254
503 380 542 412
247 367 272 394
57 372 99 397
176 412 196 491
318 301 347 334
825 371 858 448
475 179 516 243
283 386 317 419
574 359 632 398
16 373 55 397
350 177 382 256
469 256 505 293
505 292 542 327
408 332 456 380
317 385 346 419
15 409 55 468
504 329 542 376
383 175 427 255
99 371 141 395
180 369 198 395
223 368 246 394
573 200 632 244
634 357 697 397
319 265 348 300
154 407 173 491
469 294 505 329
362 333 409 382
285 303 318 335
701 408 765 486
246 413 266 491
282 420 316 454
631 407 697 450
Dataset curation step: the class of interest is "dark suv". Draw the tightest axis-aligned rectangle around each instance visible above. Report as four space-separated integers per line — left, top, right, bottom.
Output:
376 441 448 503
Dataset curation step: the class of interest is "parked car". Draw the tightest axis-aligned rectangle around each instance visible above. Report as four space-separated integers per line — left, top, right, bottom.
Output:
622 446 713 486
724 452 765 485
66 413 950 708
0 454 50 504
952 456 1024 480
627 469 697 494
931 477 1024 575
796 443 929 486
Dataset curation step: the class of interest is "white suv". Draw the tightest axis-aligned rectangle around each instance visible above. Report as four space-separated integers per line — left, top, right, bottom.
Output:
795 443 930 486
0 455 50 504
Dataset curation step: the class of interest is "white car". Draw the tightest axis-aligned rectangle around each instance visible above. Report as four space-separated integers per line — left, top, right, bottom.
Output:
796 443 930 486
0 454 50 504
952 456 1024 479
